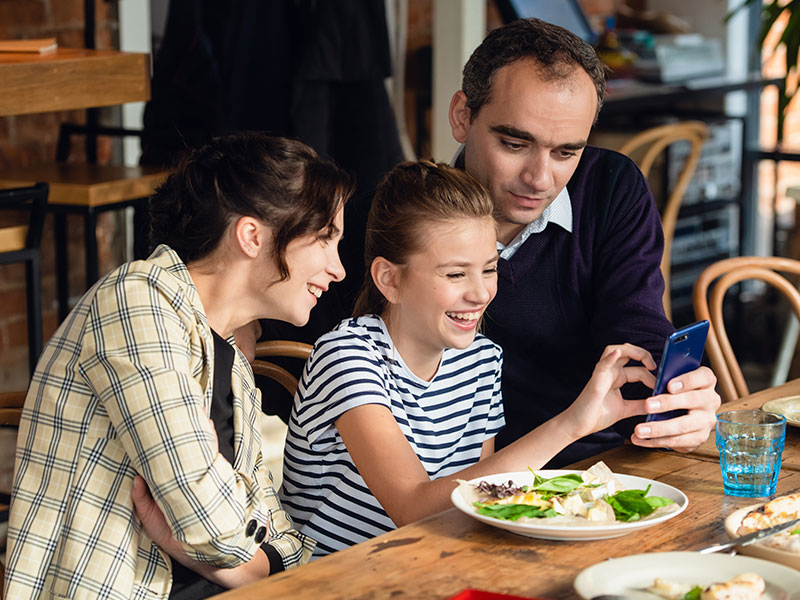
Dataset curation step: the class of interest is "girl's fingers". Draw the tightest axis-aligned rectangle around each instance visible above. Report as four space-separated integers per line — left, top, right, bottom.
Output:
601 343 657 370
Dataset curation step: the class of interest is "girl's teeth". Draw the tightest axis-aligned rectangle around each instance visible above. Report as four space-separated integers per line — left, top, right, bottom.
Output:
307 284 322 298
446 311 480 320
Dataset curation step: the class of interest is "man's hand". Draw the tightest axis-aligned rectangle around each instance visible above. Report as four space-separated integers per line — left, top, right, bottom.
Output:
630 366 720 451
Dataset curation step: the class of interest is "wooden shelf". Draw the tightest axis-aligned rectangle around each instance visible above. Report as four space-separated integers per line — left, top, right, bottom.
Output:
0 48 150 117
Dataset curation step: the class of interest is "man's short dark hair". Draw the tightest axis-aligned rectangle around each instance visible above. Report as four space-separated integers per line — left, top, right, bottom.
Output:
462 18 609 121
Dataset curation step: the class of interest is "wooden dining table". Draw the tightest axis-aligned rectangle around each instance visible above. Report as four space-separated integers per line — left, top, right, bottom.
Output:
210 383 800 600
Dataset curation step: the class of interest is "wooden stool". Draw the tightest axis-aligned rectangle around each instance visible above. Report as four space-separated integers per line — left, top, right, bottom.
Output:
0 164 168 321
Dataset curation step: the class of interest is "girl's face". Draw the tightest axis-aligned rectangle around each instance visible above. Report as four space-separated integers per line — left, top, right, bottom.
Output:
264 204 346 326
385 216 498 362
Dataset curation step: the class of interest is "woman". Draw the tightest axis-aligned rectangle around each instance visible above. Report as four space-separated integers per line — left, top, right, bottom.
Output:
279 161 656 556
5 133 353 599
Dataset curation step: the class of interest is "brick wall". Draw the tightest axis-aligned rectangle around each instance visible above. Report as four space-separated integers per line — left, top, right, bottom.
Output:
0 0 121 392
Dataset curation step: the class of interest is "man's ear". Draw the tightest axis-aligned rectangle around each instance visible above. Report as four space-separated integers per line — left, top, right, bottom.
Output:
371 257 402 305
449 90 472 144
233 216 268 258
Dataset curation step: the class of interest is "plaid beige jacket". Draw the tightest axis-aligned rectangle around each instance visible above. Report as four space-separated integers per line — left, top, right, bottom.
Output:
5 245 313 599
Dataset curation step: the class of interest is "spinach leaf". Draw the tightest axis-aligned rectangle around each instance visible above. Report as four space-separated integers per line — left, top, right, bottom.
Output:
474 502 559 521
682 586 702 600
530 474 584 494
791 528 800 535
606 486 674 522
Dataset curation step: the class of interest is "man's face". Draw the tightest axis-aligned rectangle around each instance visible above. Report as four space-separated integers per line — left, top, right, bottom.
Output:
450 58 598 244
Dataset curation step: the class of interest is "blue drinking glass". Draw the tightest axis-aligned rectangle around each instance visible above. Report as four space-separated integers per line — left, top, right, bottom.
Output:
716 409 787 497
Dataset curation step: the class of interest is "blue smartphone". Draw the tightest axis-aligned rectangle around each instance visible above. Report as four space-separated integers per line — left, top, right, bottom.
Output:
646 320 709 422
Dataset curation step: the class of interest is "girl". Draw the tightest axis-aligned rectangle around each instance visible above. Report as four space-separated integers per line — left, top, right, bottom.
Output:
279 161 657 557
5 133 353 599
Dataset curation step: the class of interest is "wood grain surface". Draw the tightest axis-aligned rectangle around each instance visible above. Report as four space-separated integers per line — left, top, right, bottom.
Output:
0 48 150 116
211 444 800 600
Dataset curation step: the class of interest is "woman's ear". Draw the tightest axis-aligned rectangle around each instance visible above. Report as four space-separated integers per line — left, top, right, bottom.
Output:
371 257 402 305
233 216 269 258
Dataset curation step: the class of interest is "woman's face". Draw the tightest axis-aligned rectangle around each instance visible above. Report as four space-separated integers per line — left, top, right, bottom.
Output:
265 204 346 326
385 216 498 359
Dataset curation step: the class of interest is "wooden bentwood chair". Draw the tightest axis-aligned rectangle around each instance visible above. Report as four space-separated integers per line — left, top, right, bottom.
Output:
619 121 709 321
693 256 800 404
250 340 313 397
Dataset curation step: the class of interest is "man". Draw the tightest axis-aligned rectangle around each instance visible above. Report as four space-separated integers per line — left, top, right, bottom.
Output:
448 18 719 466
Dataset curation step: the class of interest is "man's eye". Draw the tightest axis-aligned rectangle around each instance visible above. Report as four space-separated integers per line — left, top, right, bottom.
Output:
556 150 578 159
500 140 524 151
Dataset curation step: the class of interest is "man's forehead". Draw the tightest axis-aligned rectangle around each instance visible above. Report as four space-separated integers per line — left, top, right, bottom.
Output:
478 58 597 117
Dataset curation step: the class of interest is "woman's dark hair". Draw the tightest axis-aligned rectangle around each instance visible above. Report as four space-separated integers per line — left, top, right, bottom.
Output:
149 132 354 278
353 161 495 317
462 18 609 121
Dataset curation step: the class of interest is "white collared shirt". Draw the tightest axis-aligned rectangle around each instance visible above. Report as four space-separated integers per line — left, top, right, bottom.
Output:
450 144 573 259
497 186 573 259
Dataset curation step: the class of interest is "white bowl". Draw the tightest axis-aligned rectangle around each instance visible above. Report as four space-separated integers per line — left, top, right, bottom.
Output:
724 503 800 570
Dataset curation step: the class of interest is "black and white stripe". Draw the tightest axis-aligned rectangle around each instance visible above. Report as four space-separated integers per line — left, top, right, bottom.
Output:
280 315 503 556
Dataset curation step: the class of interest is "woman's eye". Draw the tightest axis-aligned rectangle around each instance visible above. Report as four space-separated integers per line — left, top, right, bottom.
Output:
446 272 465 280
484 267 498 275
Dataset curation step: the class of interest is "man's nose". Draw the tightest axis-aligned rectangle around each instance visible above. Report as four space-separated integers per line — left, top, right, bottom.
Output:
521 152 554 191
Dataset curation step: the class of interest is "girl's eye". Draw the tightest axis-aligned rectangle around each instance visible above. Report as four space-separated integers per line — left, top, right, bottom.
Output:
483 266 498 275
446 272 465 280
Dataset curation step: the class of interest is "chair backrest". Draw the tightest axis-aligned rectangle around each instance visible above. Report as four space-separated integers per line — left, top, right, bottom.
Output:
693 256 800 403
0 390 26 597
0 182 48 254
250 340 313 397
619 121 708 320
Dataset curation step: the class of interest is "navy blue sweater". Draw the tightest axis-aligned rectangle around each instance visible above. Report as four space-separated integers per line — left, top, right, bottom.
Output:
484 146 674 466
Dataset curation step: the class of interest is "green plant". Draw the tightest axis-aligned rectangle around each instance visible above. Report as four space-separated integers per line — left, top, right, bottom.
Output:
730 0 799 140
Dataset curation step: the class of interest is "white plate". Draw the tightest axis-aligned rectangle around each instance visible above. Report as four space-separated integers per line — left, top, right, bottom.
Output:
450 469 688 541
762 396 800 427
724 503 800 570
573 552 800 600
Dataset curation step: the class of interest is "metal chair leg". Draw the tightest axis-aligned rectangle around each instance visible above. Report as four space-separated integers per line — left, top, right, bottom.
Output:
25 254 43 375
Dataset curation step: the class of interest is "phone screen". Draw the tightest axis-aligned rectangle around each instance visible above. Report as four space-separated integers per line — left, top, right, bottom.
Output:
645 320 709 422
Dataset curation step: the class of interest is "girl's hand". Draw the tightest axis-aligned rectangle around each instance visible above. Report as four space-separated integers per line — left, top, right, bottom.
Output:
562 344 657 439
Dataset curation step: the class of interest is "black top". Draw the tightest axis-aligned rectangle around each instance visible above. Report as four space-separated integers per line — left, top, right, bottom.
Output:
169 331 236 599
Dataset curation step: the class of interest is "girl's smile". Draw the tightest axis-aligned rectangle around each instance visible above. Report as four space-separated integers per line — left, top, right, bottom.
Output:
382 216 498 380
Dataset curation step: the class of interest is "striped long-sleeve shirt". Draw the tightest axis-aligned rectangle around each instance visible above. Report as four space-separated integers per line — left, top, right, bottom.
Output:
280 315 504 556
5 245 313 600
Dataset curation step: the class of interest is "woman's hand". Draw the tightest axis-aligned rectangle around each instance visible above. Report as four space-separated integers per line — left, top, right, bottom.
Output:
561 344 657 440
131 475 194 565
131 475 271 588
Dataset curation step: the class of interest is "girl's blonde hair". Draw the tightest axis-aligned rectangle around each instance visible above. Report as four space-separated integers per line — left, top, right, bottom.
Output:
353 160 495 317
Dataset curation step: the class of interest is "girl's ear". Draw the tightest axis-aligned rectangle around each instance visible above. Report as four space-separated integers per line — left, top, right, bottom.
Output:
371 257 402 305
234 216 269 258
